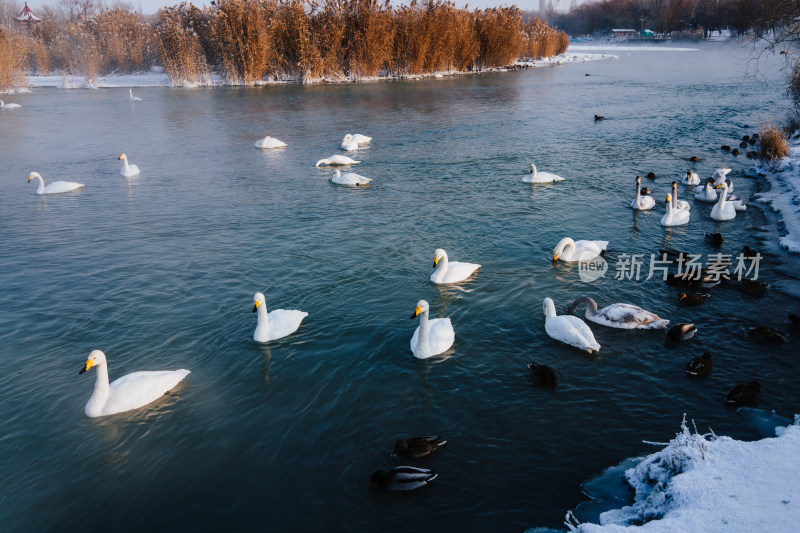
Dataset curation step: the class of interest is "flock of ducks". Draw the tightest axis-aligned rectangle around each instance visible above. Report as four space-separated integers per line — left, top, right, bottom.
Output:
21 90 795 492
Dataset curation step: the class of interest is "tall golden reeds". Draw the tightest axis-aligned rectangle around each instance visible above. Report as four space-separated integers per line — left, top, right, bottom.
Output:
155 4 211 86
759 122 789 160
0 28 27 91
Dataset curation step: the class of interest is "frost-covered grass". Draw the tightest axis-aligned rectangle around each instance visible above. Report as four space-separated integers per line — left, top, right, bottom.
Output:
559 414 800 532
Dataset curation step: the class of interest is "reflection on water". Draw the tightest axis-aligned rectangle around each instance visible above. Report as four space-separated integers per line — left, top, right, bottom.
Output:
0 43 798 532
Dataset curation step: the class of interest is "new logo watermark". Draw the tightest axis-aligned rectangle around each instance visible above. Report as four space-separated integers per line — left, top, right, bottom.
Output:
578 251 608 282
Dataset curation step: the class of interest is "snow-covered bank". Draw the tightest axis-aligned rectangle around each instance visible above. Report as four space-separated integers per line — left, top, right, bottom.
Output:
752 137 800 254
536 415 800 533
19 52 612 90
568 45 699 53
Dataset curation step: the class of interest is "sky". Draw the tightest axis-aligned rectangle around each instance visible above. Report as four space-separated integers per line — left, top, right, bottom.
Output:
18 0 572 16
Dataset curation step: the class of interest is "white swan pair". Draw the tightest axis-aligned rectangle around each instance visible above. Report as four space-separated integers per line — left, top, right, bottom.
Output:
28 172 84 194
552 238 608 262
0 99 21 109
129 89 142 101
252 292 308 342
568 296 669 329
430 249 481 284
316 155 361 167
410 300 454 359
631 175 655 210
661 194 690 226
119 153 140 177
543 297 600 354
255 136 287 149
330 168 371 186
79 349 190 417
341 133 371 151
522 163 564 183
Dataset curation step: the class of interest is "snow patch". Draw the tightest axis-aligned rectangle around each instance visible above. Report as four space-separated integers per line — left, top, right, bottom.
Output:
752 139 800 253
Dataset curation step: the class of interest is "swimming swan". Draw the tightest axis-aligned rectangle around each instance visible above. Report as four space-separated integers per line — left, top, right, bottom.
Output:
694 177 718 202
341 139 360 151
681 170 700 185
118 153 140 177
341 133 372 148
330 168 371 186
543 297 600 354
567 296 669 329
661 194 690 226
430 249 481 284
552 238 608 262
129 89 142 101
315 155 361 167
410 300 454 359
78 349 190 417
27 172 84 194
522 163 565 183
631 175 655 210
710 182 736 221
0 100 21 108
671 181 690 211
252 292 308 342
712 166 733 192
255 136 287 149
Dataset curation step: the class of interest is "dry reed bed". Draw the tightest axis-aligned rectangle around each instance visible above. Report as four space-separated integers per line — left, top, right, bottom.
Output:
0 0 568 89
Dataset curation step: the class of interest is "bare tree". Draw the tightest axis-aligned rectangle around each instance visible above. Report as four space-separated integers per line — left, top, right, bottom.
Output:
59 0 104 21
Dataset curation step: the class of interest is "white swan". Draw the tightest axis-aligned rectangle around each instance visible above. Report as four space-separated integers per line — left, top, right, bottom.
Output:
681 170 700 185
552 238 608 262
255 136 287 149
710 182 736 221
27 172 84 194
410 300 454 359
118 153 140 177
671 181 690 211
694 178 718 202
253 292 308 342
661 194 690 226
568 296 669 330
543 297 600 354
712 166 733 192
522 163 564 183
341 133 372 148
129 89 142 101
341 139 360 151
631 175 655 210
315 155 361 167
430 249 481 284
0 99 21 109
331 168 371 186
79 349 190 418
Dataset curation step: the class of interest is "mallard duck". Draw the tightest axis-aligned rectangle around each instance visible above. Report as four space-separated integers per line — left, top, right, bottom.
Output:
392 437 446 458
725 381 760 406
369 467 437 491
705 232 724 245
747 327 788 343
528 362 557 387
741 246 759 259
686 353 712 378
721 145 731 151
725 278 769 295
679 292 710 306
667 323 696 343
646 171 657 179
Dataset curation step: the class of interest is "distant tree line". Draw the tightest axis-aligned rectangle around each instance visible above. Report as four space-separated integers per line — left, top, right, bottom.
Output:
544 0 798 38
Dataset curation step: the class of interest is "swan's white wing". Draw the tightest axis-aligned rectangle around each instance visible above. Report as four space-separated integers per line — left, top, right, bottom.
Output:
266 309 308 340
632 196 655 210
596 303 668 329
332 172 371 185
438 261 481 283
43 181 85 194
256 136 287 149
99 369 190 416
546 316 600 351
351 134 372 144
428 318 455 355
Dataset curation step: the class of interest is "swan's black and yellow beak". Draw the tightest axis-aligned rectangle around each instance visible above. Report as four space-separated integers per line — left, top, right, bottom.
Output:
79 359 93 375
27 176 32 182
552 254 558 262
118 154 124 160
252 300 260 313
714 184 722 189
410 306 421 319
433 256 439 268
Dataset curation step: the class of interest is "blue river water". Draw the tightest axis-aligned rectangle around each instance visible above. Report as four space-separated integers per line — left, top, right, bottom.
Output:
0 42 798 531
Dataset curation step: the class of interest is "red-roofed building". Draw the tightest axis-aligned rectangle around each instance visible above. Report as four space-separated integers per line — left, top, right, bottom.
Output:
15 3 42 23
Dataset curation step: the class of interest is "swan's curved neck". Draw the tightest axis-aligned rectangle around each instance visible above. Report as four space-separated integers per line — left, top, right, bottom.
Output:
635 183 641 203
435 254 449 275
556 239 574 257
417 309 431 356
544 299 557 318
32 175 44 194
572 296 598 317
87 363 110 413
122 158 130 173
530 164 537 177
717 186 727 208
255 303 270 336
672 186 679 209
